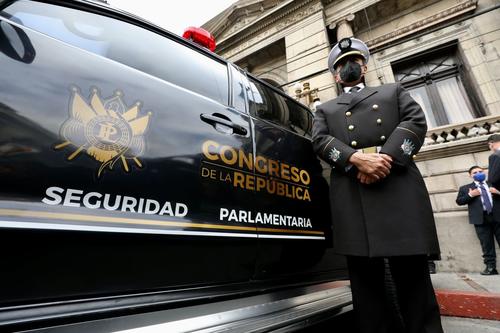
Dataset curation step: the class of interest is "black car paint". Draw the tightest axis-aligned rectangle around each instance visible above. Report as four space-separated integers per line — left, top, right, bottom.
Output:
0 0 347 324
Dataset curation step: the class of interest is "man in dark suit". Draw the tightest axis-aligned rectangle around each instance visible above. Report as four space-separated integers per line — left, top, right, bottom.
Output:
312 37 443 333
457 165 500 275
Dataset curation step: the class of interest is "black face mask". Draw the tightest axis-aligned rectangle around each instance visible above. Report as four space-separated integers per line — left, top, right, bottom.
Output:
339 60 362 83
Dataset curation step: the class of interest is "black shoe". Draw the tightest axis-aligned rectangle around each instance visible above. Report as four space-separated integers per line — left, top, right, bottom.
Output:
480 266 499 275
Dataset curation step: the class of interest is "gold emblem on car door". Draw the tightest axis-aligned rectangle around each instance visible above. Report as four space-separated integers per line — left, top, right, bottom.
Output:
55 86 152 177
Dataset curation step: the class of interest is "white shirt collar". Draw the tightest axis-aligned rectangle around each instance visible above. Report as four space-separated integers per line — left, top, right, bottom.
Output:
343 83 365 93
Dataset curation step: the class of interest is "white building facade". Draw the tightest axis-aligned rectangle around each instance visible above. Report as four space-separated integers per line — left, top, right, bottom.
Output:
203 0 500 272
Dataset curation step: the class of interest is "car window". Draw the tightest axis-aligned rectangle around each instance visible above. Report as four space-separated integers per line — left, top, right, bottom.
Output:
248 78 312 137
284 97 313 137
0 0 229 105
230 65 247 112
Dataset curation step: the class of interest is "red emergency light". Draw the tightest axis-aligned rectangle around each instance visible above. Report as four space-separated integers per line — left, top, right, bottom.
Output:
182 27 216 52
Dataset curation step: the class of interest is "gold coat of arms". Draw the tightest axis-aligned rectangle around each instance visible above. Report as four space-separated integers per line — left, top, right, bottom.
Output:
55 86 152 177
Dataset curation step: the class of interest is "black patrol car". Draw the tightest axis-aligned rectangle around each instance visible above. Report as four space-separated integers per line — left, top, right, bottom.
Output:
0 0 350 331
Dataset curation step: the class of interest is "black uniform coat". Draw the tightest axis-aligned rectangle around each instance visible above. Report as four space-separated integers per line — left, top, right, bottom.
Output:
456 181 500 224
312 83 440 257
488 150 500 190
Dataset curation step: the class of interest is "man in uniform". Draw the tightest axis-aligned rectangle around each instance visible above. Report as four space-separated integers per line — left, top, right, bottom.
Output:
312 37 443 333
488 134 500 190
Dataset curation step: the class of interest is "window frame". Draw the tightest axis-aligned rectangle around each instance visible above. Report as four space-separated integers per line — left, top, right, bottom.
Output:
228 64 250 114
246 73 314 139
392 41 484 127
1 0 231 105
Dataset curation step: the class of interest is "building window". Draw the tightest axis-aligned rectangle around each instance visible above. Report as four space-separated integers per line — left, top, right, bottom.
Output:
392 43 483 128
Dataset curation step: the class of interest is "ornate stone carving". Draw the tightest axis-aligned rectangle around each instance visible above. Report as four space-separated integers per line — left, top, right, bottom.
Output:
221 1 323 59
223 14 265 39
324 0 380 26
416 115 500 161
365 0 478 49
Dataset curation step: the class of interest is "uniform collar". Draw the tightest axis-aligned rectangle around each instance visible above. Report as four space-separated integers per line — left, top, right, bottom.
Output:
336 85 377 108
343 83 365 93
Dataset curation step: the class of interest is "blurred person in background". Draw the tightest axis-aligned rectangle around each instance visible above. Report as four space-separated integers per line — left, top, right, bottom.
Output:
456 165 500 275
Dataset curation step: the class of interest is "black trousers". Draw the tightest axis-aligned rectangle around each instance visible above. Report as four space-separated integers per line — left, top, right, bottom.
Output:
474 212 500 266
347 255 443 333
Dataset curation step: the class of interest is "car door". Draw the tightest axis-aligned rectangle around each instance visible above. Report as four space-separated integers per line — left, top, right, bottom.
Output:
246 76 347 281
0 0 257 304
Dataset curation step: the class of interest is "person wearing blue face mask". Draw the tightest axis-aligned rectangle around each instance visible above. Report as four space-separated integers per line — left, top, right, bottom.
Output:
456 165 500 275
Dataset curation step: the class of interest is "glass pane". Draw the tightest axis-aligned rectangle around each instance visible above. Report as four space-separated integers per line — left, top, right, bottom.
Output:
394 64 421 82
428 55 456 73
435 77 474 124
231 67 247 112
1 0 229 105
284 98 312 137
248 79 311 136
408 86 438 128
249 79 287 123
248 80 271 118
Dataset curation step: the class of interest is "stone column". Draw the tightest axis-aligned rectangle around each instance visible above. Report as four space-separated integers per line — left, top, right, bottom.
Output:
285 8 337 103
329 14 355 40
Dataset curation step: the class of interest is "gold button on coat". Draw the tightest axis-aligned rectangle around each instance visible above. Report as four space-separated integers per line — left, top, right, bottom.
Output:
380 135 386 141
372 104 379 110
351 141 358 147
377 118 382 124
346 111 352 117
348 125 355 131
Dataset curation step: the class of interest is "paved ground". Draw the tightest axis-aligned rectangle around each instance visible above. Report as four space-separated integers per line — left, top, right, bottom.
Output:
433 272 500 331
299 313 500 332
431 272 500 293
442 316 500 332
300 272 500 332
431 272 500 321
